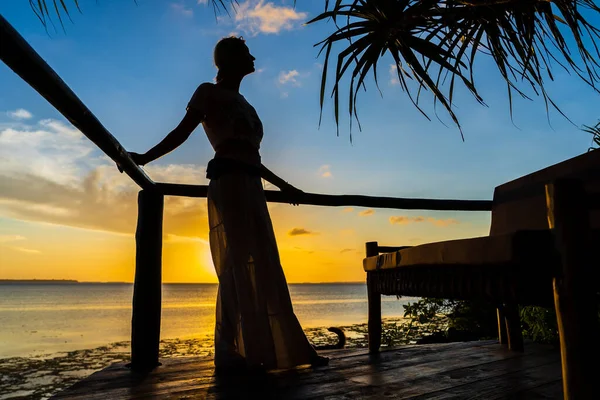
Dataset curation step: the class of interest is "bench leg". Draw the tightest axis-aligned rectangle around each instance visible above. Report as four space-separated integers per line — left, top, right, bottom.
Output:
367 273 381 353
497 306 508 346
504 303 524 352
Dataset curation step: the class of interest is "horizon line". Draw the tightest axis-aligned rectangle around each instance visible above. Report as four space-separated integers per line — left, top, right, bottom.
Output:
0 279 367 285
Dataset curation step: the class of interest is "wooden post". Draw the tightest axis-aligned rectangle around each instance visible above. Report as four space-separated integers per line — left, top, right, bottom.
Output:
131 190 164 372
366 241 381 353
546 179 599 399
496 306 508 345
503 303 524 352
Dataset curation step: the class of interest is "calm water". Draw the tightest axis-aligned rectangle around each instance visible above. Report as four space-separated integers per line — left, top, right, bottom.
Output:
0 283 416 359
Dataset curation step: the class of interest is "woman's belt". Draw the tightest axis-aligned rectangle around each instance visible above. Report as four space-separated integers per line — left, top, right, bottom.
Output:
206 157 261 180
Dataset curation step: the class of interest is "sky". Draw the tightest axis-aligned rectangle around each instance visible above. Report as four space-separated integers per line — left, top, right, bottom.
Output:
0 0 598 283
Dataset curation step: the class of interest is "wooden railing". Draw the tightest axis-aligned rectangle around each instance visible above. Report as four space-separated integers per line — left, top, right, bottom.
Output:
1 14 493 372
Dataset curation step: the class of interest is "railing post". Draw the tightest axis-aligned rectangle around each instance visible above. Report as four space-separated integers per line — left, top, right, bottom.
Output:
131 190 164 372
546 179 599 399
366 241 381 353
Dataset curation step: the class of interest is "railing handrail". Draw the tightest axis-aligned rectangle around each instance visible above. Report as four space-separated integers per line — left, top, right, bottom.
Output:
1 14 493 212
0 14 154 190
157 183 493 211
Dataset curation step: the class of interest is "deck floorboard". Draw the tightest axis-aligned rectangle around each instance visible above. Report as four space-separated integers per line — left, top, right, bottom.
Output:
52 340 563 399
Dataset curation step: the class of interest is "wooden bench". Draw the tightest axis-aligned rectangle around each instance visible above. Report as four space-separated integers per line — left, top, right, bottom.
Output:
364 150 600 399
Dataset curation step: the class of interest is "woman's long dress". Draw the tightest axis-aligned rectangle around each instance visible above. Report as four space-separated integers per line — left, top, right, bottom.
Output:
187 83 318 370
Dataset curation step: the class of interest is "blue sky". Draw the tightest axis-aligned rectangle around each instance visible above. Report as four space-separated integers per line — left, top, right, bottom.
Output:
1 1 599 282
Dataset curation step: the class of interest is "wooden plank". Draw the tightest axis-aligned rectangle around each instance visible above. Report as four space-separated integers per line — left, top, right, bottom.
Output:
490 149 600 236
53 342 557 400
515 379 563 399
72 343 487 389
138 344 550 399
130 190 164 372
546 179 600 400
56 342 498 398
0 15 154 190
363 230 556 272
405 359 561 399
292 348 559 400
54 342 508 399
157 183 492 211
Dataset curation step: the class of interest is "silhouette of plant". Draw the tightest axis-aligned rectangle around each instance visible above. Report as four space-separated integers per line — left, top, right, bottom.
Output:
307 1 600 139
27 1 600 140
582 120 600 151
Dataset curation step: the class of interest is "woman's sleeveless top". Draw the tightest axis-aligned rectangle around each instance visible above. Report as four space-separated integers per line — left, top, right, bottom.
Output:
186 83 263 152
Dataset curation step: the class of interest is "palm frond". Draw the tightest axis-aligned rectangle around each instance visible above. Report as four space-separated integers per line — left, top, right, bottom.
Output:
308 0 600 139
29 0 237 31
582 120 600 151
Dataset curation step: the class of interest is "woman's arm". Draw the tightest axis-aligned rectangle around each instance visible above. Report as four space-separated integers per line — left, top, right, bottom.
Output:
260 164 305 206
259 164 291 190
130 109 204 166
129 84 211 166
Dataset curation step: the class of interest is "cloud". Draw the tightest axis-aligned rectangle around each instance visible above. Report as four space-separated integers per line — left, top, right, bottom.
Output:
278 70 301 86
0 234 40 254
0 235 26 243
10 246 41 254
7 109 33 120
234 1 308 36
171 3 194 17
0 115 209 238
318 165 332 178
389 216 459 227
288 227 318 237
389 64 399 85
358 209 375 217
342 208 354 213
340 248 354 253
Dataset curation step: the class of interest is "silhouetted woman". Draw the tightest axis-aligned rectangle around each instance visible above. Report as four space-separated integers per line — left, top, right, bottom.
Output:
129 37 329 372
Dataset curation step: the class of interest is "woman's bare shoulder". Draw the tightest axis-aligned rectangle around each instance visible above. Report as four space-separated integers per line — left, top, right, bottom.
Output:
195 82 216 97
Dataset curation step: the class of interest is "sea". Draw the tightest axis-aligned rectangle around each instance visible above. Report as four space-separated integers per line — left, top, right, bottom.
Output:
0 283 416 359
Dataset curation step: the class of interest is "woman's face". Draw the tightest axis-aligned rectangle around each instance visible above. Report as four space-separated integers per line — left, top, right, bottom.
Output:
237 44 256 76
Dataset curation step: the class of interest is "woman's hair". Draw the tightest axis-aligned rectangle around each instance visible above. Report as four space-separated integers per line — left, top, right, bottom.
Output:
214 36 247 82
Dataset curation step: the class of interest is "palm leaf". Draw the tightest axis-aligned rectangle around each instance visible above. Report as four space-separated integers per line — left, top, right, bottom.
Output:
29 0 239 31
582 120 600 151
308 0 600 139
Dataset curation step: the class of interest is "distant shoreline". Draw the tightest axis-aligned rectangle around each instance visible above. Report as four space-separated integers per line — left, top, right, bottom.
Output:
0 279 366 285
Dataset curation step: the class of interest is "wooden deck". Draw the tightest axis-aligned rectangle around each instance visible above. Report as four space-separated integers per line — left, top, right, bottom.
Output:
52 340 562 399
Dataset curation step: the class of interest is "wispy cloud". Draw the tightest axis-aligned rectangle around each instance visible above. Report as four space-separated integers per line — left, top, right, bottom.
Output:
0 234 40 254
7 109 33 120
171 3 194 17
389 216 459 227
10 246 41 254
340 248 354 253
279 70 301 86
318 165 332 178
288 227 318 236
342 208 354 213
358 209 375 217
234 1 308 36
0 115 209 238
0 234 26 243
389 64 399 85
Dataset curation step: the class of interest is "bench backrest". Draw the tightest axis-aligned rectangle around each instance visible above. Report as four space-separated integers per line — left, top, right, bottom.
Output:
490 150 600 236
